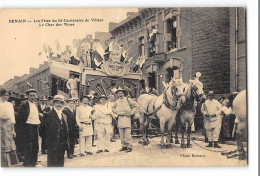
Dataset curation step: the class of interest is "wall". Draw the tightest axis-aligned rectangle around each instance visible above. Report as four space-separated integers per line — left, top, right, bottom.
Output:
191 7 231 94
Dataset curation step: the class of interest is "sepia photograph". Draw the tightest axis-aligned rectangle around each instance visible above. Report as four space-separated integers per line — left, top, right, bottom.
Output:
0 7 250 168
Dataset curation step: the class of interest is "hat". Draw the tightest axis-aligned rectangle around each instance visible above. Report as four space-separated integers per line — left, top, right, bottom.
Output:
115 87 126 94
94 38 100 41
40 96 47 101
25 89 37 95
80 95 91 101
208 91 214 96
67 98 75 102
99 95 107 99
53 95 65 102
48 96 54 101
20 94 28 100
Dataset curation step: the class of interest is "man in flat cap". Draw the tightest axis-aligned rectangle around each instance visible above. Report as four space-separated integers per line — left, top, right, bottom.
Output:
45 95 69 167
37 96 48 154
201 91 223 148
112 87 138 152
62 98 78 159
17 89 41 167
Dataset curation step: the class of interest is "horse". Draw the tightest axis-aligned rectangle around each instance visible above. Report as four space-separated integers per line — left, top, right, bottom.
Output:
221 89 247 160
137 78 186 148
174 79 206 148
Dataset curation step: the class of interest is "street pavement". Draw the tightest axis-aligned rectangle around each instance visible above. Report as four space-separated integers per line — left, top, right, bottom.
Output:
14 135 247 167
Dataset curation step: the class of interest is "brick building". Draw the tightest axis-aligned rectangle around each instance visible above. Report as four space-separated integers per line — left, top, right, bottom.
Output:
109 7 247 96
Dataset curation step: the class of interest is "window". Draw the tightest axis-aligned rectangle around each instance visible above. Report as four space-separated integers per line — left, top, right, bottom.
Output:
148 72 156 89
166 17 177 51
166 67 179 82
149 26 157 57
138 37 145 56
37 80 40 90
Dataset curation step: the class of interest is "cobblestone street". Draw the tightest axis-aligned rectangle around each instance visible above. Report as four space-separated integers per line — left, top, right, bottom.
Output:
13 136 247 167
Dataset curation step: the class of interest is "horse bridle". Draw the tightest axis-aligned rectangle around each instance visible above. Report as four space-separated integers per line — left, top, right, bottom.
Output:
163 84 185 110
191 85 205 103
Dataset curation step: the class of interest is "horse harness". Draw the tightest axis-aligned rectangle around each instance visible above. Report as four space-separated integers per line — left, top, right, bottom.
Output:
146 85 184 119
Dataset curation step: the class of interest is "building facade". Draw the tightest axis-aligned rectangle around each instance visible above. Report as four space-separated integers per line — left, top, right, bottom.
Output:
109 7 247 95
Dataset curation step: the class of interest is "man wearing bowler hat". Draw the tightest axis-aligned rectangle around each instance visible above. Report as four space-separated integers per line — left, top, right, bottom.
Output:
201 91 223 148
17 89 41 167
112 87 138 152
45 95 69 167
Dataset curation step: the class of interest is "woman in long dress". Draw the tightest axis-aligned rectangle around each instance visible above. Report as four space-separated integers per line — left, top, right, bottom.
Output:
0 88 19 167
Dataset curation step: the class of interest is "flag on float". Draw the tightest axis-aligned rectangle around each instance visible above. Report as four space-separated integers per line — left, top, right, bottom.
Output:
133 56 141 72
92 41 105 64
149 29 158 43
79 61 84 73
124 41 139 66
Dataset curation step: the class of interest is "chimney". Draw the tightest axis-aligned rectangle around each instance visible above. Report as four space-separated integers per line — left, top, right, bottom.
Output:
109 22 118 30
30 68 37 74
43 61 49 65
127 12 136 18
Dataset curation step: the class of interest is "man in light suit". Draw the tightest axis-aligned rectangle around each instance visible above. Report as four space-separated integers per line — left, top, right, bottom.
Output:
45 95 69 167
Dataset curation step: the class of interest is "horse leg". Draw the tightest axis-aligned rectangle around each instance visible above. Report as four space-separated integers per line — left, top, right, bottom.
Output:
186 120 192 148
237 133 247 160
180 120 186 148
166 117 176 148
143 117 151 145
175 116 180 144
139 113 147 145
160 119 166 149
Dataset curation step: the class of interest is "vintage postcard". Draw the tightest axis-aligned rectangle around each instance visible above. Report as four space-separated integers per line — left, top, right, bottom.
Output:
0 8 247 167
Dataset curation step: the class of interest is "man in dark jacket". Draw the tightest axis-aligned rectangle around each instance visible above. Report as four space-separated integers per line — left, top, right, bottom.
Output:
45 95 69 167
17 89 41 167
37 96 48 154
62 98 78 159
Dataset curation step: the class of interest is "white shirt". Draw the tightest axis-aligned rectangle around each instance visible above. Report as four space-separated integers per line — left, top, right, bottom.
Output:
76 104 93 126
40 104 46 111
66 78 80 90
54 107 63 120
201 99 222 116
94 103 112 124
26 101 41 125
0 101 15 124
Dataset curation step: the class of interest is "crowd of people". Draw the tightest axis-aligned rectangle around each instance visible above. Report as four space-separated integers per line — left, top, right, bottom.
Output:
46 35 108 70
0 86 139 167
0 84 240 167
201 90 238 148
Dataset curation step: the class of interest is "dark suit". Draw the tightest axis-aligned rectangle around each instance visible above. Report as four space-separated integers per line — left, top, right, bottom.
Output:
37 104 48 154
17 101 39 167
62 107 78 157
45 109 70 167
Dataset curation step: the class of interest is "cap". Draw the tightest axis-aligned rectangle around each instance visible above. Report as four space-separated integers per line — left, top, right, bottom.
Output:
67 98 75 102
115 87 126 94
20 94 28 100
99 95 107 99
208 91 214 96
40 96 47 101
80 95 92 101
25 89 37 95
53 95 65 102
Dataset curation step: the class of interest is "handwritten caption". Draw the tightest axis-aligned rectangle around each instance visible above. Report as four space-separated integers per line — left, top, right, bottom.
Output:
8 18 104 27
